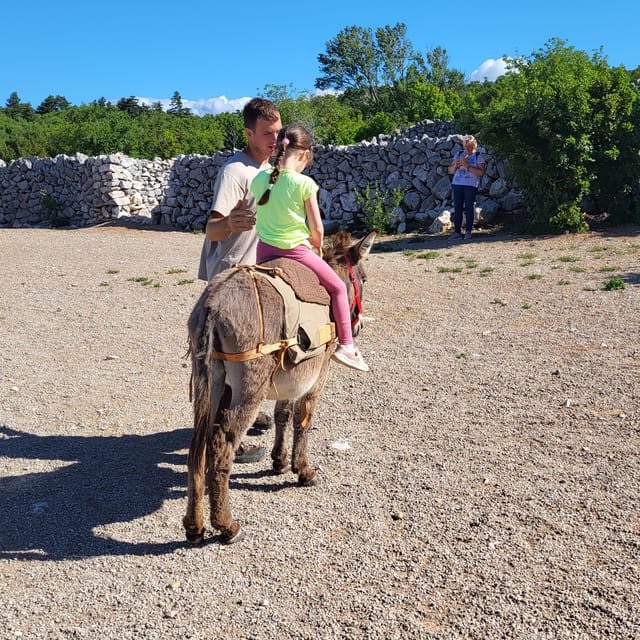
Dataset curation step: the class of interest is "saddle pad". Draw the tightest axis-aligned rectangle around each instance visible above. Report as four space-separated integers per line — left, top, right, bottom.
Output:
260 257 330 306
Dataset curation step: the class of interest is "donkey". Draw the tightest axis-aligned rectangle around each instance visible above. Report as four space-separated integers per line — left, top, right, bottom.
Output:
182 231 375 544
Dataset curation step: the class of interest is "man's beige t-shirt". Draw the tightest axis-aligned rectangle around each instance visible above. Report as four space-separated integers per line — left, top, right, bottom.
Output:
198 150 270 281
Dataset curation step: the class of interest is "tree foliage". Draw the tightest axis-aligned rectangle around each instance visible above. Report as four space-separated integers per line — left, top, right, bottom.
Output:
472 39 640 230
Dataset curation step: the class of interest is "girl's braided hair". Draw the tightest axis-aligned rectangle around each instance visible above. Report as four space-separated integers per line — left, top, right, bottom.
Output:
258 124 314 206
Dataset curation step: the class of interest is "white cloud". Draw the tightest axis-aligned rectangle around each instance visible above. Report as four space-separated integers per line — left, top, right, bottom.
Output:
469 58 509 82
136 95 252 116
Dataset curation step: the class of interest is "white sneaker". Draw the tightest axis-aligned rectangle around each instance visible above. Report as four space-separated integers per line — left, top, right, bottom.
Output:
331 345 370 372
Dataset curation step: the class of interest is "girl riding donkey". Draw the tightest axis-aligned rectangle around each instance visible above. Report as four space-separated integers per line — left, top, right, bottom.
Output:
250 125 369 372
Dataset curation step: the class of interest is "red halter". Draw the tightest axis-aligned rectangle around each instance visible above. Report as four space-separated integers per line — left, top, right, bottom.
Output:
347 260 363 332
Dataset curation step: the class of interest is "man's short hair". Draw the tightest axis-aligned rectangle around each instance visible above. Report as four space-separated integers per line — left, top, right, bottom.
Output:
243 98 280 130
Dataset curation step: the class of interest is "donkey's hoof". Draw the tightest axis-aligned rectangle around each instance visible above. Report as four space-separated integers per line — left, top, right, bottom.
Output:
272 462 289 475
298 472 318 487
185 528 206 545
221 527 246 545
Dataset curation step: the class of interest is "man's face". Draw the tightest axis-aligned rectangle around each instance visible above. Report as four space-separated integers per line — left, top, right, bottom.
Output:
246 116 282 162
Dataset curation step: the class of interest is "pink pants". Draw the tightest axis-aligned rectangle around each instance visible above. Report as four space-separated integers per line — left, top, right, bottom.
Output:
257 241 353 346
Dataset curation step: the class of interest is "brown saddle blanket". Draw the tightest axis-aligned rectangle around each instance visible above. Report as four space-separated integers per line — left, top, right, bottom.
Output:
259 258 330 306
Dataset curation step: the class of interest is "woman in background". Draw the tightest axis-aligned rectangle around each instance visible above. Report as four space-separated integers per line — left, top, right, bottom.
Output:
448 135 486 240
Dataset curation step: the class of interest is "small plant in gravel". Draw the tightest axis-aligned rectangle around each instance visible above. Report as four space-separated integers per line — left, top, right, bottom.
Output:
557 279 572 286
491 297 507 306
599 265 620 273
569 266 586 273
106 269 119 274
527 273 543 280
590 246 608 253
178 279 195 285
558 255 580 263
438 266 463 273
355 181 403 233
167 268 188 274
128 276 153 285
417 250 441 260
522 302 533 309
479 267 494 276
603 277 626 291
456 352 467 359
517 252 536 260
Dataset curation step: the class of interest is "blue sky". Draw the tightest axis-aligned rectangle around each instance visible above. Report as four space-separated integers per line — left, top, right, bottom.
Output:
2 0 638 115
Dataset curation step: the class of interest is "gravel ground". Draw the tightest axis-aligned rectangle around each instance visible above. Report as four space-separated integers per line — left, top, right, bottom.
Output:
0 224 639 640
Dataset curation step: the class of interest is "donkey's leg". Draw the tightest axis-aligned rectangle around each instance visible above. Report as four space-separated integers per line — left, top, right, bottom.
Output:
271 399 294 473
207 399 263 543
291 389 323 486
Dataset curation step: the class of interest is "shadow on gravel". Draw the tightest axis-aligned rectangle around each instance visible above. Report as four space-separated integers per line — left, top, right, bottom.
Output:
0 424 195 561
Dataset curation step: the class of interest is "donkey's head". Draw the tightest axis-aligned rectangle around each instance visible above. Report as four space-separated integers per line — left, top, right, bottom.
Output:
324 230 376 337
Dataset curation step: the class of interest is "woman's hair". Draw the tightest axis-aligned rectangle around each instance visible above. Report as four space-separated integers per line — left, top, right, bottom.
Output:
463 134 478 151
258 125 314 205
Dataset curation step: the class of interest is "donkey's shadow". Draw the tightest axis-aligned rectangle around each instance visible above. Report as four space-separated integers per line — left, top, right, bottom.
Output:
0 424 193 560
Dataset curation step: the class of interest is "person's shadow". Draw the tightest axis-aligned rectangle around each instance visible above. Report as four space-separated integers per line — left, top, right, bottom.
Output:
0 424 194 560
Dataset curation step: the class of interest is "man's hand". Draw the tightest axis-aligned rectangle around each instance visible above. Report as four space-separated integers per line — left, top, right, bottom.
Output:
206 208 256 241
226 208 256 232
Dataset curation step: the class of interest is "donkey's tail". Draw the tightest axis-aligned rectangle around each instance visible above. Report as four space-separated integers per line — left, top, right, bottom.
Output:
187 282 227 437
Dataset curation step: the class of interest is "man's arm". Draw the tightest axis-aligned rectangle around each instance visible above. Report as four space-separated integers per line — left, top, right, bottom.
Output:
205 209 257 241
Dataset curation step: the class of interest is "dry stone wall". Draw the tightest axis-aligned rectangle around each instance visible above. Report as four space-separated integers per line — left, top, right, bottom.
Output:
0 121 525 232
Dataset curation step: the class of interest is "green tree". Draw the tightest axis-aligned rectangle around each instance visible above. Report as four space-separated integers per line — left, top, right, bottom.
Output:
316 23 417 111
168 91 191 117
477 39 640 231
4 92 36 121
36 95 70 115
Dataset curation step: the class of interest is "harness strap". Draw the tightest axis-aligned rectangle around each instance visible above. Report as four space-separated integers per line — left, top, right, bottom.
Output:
210 337 298 362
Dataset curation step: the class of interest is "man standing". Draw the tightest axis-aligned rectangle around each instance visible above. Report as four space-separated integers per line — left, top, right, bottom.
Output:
198 97 282 463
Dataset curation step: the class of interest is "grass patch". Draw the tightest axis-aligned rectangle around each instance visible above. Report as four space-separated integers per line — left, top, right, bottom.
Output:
603 277 626 291
558 255 580 263
177 279 195 285
557 279 572 286
517 252 536 260
590 245 607 253
521 302 533 309
569 266 586 273
167 267 188 274
491 297 507 306
599 265 620 273
527 273 543 280
417 250 441 260
438 266 463 273
106 269 119 274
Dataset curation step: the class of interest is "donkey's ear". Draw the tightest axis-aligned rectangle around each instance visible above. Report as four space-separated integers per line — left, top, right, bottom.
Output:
352 231 376 261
